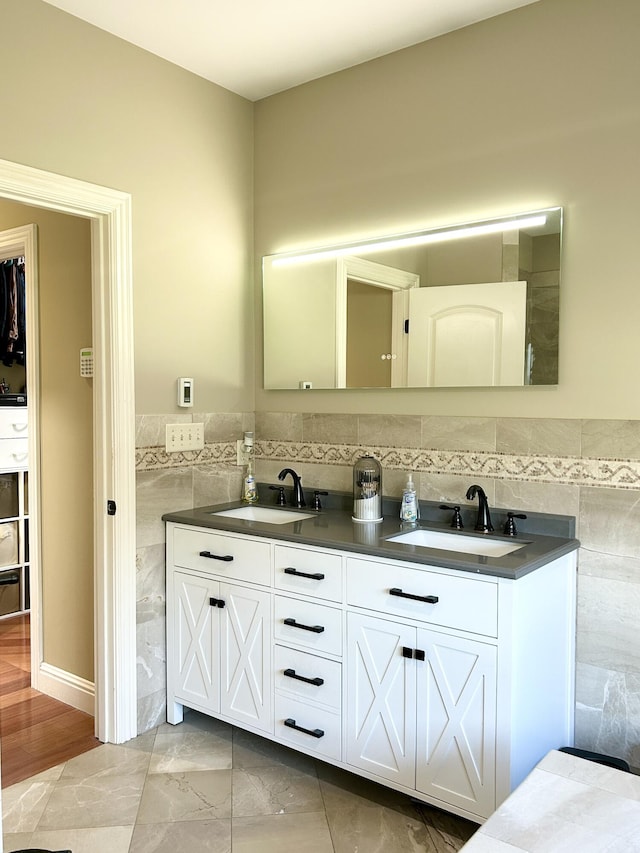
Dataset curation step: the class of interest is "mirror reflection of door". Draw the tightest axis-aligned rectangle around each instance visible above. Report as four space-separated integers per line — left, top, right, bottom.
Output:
336 256 418 389
407 281 527 386
346 279 393 387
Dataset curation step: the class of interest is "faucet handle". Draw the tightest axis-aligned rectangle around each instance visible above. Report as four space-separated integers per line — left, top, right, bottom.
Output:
269 485 287 506
504 512 527 536
313 490 329 511
440 504 463 529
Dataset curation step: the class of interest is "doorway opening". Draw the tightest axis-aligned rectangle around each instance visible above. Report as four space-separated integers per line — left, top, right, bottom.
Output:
0 157 137 747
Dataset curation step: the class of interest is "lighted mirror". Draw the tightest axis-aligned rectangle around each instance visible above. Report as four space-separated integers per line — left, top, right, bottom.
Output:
263 207 562 389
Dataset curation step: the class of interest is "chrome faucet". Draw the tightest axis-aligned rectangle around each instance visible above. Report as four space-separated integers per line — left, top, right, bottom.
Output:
278 467 306 508
466 484 493 533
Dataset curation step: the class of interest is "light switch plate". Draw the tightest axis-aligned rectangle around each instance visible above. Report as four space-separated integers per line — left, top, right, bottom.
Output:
166 423 204 452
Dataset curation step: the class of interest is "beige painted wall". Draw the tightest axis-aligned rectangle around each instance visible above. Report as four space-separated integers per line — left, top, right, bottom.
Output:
0 200 93 681
1 0 254 416
254 0 640 418
0 0 254 697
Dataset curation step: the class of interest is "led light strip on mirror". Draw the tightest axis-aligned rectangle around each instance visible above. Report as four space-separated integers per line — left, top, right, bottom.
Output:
272 212 549 267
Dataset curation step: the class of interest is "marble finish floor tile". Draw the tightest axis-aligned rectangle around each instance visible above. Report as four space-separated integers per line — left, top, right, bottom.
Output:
37 771 148 830
2 777 57 834
232 764 324 816
136 769 232 824
232 811 335 853
61 740 153 779
150 730 233 773
2 710 478 852
20 825 134 853
129 818 231 853
325 802 437 853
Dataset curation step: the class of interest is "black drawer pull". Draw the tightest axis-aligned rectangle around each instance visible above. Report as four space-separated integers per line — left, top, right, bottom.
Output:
284 567 325 581
284 717 324 738
209 597 226 609
199 550 233 562
283 617 325 633
390 587 439 604
283 667 324 687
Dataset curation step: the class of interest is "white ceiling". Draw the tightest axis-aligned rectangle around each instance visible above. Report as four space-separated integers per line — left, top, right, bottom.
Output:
42 0 539 101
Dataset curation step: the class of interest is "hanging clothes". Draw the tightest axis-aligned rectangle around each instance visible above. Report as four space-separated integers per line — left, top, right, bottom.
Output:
0 258 26 368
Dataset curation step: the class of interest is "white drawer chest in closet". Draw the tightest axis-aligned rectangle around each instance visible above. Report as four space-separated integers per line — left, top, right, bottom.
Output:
0 407 29 616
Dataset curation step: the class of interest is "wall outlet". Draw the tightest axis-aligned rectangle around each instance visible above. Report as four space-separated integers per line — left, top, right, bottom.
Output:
166 422 204 452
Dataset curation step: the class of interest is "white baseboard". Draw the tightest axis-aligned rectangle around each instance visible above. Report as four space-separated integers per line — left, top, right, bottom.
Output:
37 663 95 716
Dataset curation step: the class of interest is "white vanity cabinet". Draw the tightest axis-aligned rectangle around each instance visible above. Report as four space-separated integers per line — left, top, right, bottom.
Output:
343 552 575 820
165 519 576 823
168 528 272 734
345 558 498 818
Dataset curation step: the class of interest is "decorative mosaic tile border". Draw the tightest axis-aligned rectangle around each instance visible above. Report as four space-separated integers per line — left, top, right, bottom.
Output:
136 439 640 489
260 441 640 488
136 441 236 470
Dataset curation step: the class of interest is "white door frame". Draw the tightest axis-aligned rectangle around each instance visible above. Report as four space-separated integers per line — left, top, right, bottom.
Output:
0 157 137 744
335 256 419 388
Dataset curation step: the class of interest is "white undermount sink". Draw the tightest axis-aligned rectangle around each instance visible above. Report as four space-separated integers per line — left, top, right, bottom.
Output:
387 528 527 558
211 506 316 524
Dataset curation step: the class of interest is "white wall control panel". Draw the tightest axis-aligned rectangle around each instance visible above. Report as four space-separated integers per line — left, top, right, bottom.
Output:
80 347 94 377
166 422 204 452
177 377 194 407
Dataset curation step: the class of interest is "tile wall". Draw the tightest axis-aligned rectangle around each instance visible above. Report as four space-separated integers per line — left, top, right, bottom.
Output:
135 412 254 732
136 411 640 767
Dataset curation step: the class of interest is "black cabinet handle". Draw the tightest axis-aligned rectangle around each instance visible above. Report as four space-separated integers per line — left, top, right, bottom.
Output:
209 597 226 608
402 646 425 660
284 717 324 738
283 617 325 634
284 567 325 581
199 550 233 562
283 668 324 687
389 587 439 604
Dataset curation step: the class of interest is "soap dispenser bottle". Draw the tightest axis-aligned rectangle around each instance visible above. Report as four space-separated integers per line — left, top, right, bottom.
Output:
400 474 419 523
241 431 258 504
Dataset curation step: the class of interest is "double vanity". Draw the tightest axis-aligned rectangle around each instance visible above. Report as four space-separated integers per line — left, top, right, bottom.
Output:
162 491 578 823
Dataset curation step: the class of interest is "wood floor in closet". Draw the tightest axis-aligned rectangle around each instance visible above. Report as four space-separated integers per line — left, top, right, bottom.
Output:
0 613 99 788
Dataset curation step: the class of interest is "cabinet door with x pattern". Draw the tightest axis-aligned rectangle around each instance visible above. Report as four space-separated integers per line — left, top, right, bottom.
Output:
416 628 497 817
346 611 417 789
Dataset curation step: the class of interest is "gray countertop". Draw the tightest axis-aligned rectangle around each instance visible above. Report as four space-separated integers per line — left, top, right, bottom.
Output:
162 495 579 580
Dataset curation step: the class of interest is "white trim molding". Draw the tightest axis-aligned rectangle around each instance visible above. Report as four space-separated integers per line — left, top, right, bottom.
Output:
38 663 95 716
0 157 137 744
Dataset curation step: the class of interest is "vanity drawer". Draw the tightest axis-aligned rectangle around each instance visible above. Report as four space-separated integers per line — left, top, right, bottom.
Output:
0 438 28 469
172 526 271 586
275 695 341 761
274 595 342 656
274 645 341 711
346 557 498 637
274 544 343 602
0 409 28 440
